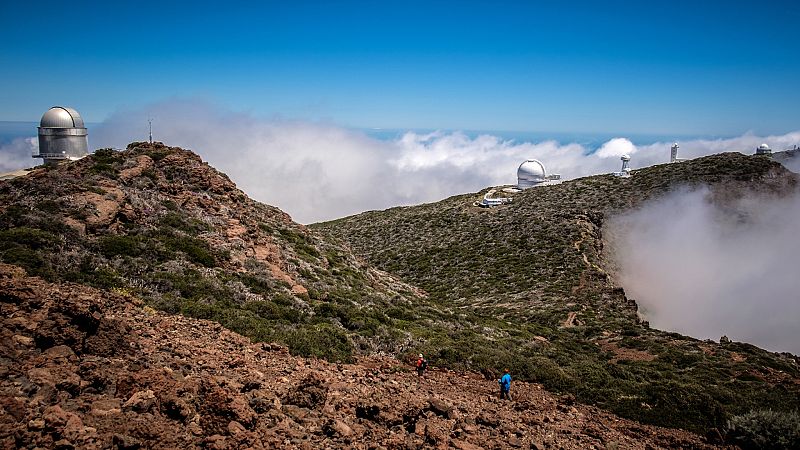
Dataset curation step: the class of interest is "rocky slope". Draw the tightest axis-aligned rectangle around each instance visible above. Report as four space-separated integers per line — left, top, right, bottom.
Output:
317 153 800 434
0 263 725 449
0 143 430 362
2 145 798 446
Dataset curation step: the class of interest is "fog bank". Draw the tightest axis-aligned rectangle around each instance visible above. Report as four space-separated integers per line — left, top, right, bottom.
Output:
607 188 800 355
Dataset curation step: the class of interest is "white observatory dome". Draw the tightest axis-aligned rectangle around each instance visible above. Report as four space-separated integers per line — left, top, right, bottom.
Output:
621 154 631 161
518 159 556 189
518 159 546 180
40 106 85 128
758 143 770 151
756 143 772 155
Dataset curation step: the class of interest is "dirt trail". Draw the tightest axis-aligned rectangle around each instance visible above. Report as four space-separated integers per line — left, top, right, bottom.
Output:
573 218 606 274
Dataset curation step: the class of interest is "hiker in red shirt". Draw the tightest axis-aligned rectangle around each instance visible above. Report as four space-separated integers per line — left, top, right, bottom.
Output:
416 354 428 378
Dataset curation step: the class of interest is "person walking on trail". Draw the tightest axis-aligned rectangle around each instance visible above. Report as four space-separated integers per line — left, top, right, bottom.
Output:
416 354 428 379
499 369 512 400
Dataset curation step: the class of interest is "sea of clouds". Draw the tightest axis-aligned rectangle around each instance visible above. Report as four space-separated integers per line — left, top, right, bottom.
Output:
3 99 797 224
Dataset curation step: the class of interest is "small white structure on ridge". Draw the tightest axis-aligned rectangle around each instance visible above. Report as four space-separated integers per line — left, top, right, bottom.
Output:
755 143 772 155
670 143 686 163
476 189 513 208
517 159 561 189
613 154 632 177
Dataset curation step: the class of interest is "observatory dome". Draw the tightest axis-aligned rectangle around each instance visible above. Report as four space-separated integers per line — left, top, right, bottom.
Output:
518 159 546 181
34 106 89 165
517 159 559 189
40 106 85 128
756 143 772 155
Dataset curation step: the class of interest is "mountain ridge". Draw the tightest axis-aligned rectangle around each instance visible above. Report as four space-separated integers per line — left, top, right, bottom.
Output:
0 262 725 449
1 143 798 447
316 152 800 434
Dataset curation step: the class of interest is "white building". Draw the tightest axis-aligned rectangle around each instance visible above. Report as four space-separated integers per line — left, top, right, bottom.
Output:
755 143 772 155
517 159 561 189
477 189 513 207
613 154 632 177
670 143 686 163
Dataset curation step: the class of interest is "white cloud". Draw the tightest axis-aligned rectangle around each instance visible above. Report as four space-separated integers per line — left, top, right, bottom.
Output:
0 137 37 173
595 137 637 158
63 99 800 223
607 188 800 354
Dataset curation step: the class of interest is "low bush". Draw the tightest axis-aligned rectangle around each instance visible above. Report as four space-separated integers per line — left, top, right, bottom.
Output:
0 227 61 277
99 235 142 258
726 409 800 449
285 324 353 363
163 235 218 267
0 227 59 249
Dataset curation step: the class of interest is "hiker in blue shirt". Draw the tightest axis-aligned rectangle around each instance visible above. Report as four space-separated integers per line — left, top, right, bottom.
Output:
498 369 512 400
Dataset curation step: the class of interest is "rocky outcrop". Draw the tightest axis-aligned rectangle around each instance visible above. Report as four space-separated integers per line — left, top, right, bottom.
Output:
0 264 722 449
0 143 424 362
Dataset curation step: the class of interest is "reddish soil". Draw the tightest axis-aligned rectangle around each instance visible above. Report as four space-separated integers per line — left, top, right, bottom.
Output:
0 264 727 449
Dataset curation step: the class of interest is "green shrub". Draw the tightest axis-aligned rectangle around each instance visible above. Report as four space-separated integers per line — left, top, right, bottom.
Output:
88 163 117 176
99 235 143 257
150 270 228 301
93 148 117 160
386 306 417 321
0 245 44 273
159 212 209 234
89 149 121 176
726 409 800 449
285 324 353 362
0 205 28 227
245 300 304 323
0 227 59 249
143 149 170 161
0 228 60 276
163 235 217 267
63 266 122 289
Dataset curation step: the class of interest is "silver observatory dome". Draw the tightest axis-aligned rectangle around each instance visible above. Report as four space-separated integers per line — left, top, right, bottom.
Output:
517 159 547 187
34 106 89 164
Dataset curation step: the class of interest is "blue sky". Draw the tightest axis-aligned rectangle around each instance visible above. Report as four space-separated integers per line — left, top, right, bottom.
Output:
1 0 798 135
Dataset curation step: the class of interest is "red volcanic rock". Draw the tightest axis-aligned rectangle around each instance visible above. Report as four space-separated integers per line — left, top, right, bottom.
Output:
0 264 726 449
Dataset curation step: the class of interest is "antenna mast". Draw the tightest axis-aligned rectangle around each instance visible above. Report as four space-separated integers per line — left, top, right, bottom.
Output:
148 118 153 144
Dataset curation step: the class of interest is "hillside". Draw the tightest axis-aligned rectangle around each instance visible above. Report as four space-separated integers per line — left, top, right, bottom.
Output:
0 263 723 449
1 144 798 446
316 153 800 435
0 143 435 363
